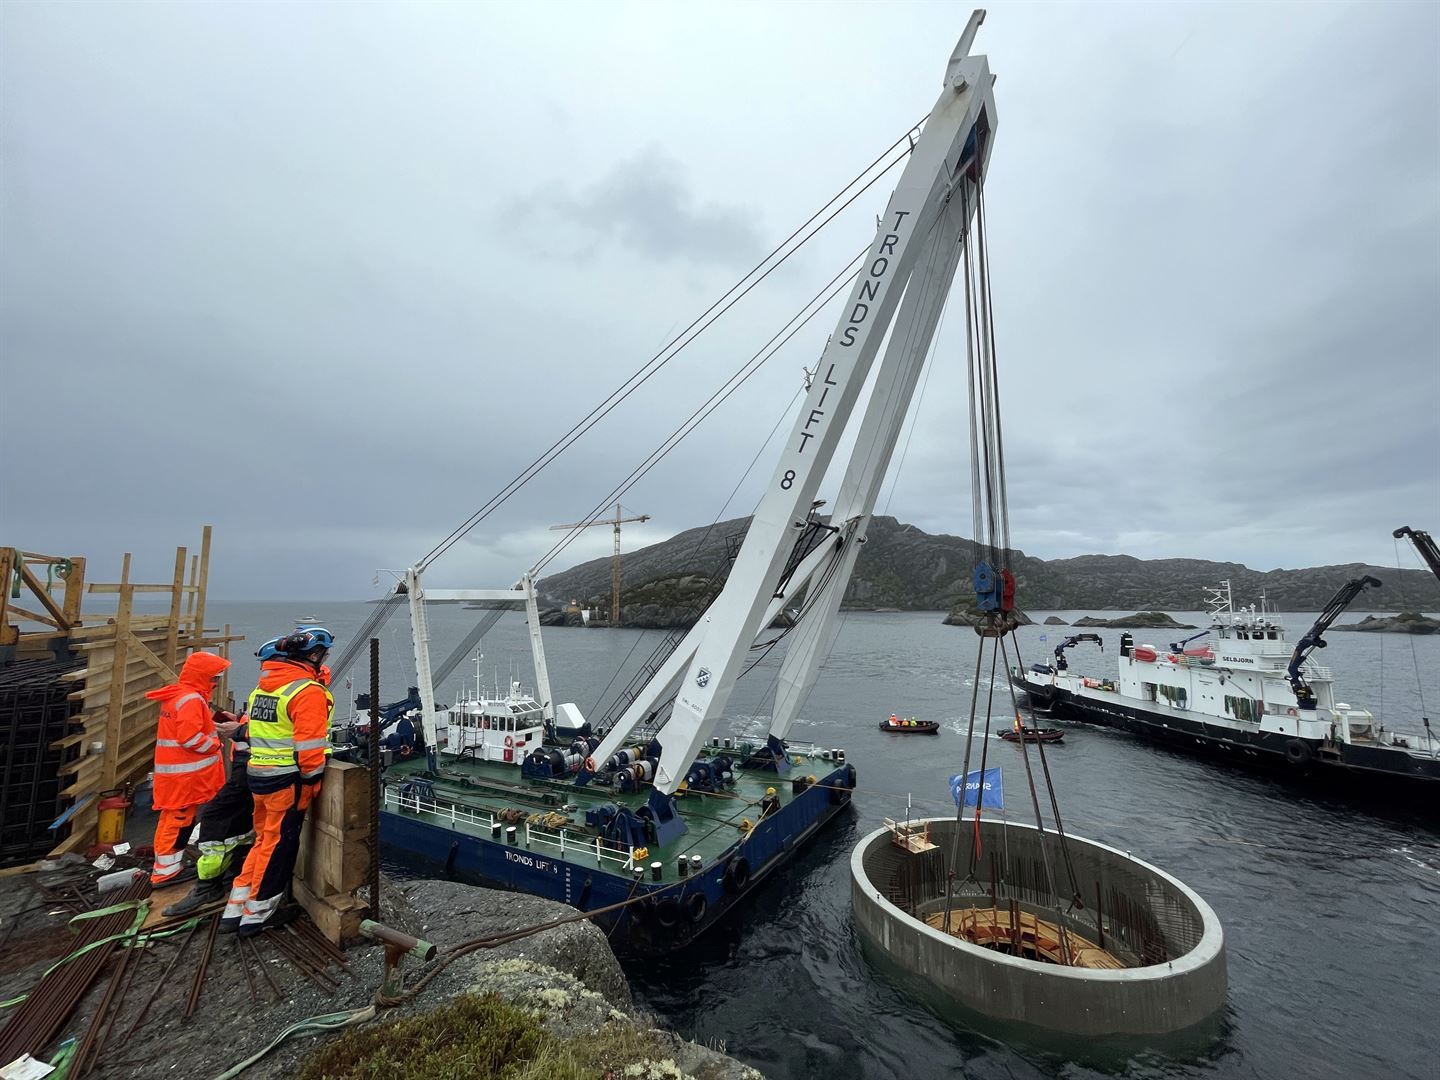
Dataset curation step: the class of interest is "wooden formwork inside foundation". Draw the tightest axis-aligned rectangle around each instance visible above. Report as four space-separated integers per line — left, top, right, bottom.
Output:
0 527 242 857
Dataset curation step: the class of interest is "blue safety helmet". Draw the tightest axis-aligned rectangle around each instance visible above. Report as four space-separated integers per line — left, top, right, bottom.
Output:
254 637 283 660
278 626 335 658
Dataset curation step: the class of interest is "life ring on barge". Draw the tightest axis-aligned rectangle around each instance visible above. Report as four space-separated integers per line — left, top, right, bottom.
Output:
1285 738 1313 766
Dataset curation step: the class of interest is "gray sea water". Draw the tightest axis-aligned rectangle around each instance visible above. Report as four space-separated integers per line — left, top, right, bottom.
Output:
208 601 1440 1080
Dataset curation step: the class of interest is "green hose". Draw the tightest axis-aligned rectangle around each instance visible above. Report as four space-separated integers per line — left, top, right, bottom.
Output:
207 1004 378 1080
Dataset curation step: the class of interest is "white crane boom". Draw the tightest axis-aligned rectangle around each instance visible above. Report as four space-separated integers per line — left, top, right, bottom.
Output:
768 199 972 743
633 17 997 839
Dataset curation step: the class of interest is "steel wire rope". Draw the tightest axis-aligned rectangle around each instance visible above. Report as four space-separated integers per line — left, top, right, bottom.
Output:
1393 537 1430 723
576 387 805 723
534 253 866 722
986 636 1071 960
416 122 926 574
538 254 869 727
531 248 869 578
1000 633 1082 906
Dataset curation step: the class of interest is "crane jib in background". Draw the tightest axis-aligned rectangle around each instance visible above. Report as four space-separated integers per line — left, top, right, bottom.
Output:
951 767 1003 810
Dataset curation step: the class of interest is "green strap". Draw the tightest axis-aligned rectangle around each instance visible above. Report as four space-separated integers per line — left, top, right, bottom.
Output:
0 900 157 1011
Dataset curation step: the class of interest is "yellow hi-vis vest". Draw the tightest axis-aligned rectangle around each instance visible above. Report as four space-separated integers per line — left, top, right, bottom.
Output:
245 678 334 776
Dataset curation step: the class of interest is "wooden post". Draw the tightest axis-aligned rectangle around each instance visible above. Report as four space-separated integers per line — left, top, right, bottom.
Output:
220 623 233 709
0 548 13 649
61 556 86 630
193 526 212 646
103 554 134 790
184 554 199 640
165 546 187 667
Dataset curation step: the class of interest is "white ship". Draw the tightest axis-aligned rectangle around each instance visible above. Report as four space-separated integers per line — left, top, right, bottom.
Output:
1012 580 1439 788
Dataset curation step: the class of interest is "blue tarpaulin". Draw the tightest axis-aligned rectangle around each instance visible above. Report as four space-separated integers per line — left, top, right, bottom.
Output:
950 767 1003 810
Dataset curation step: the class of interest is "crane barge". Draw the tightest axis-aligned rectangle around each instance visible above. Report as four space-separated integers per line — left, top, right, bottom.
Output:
343 14 1005 952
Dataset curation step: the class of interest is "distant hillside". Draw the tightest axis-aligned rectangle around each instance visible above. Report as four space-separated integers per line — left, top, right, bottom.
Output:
536 515 1440 626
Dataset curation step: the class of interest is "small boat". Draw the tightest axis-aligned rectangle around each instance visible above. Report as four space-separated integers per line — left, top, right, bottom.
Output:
879 716 940 734
1000 725 1064 744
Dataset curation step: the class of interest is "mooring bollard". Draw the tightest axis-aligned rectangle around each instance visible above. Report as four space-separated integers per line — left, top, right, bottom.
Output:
362 919 437 999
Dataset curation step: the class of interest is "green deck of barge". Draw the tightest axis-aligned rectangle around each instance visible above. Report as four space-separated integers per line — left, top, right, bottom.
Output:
382 746 838 875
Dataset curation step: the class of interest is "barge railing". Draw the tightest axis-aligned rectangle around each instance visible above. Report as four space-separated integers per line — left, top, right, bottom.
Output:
384 787 634 871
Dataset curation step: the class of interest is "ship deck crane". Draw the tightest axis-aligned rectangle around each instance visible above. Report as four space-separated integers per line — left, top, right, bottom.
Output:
1053 633 1103 672
551 502 651 627
1287 575 1381 710
1394 525 1440 584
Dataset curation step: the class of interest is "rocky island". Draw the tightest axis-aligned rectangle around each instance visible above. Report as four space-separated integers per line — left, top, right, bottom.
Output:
1072 612 1198 629
534 515 1440 630
1331 612 1440 634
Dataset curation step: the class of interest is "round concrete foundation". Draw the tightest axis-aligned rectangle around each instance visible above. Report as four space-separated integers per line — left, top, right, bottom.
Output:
851 818 1226 1037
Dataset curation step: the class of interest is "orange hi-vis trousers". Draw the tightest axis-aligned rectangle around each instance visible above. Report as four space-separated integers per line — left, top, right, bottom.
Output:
151 805 199 885
225 783 315 931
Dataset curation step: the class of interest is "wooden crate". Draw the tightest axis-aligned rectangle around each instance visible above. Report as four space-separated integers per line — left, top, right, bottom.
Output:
296 816 370 897
310 759 370 834
293 877 367 944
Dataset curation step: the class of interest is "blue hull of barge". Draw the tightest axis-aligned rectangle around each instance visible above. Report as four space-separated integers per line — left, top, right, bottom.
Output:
380 763 855 955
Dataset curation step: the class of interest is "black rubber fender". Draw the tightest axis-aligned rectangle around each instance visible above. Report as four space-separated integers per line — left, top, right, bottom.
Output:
723 856 750 894
831 764 857 804
1285 738 1313 766
654 897 682 929
686 892 708 925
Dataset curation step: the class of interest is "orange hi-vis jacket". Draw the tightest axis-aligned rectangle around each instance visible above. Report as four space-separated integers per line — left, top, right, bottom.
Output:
147 652 230 809
246 657 334 796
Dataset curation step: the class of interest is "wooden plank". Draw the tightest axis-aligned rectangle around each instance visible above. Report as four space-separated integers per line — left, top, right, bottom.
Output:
4 603 63 629
193 526 211 657
103 559 133 791
125 632 178 681
296 816 369 896
62 555 86 628
86 583 185 594
18 562 70 628
312 760 369 835
166 546 186 667
292 878 366 945
0 548 13 647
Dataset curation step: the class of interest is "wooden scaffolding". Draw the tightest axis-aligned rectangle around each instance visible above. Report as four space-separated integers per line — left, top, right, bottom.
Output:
0 527 241 855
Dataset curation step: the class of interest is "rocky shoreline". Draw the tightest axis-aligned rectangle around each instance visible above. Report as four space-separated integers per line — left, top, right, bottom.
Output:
0 868 761 1080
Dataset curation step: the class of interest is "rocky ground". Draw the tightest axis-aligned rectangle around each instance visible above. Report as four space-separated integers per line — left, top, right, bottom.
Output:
0 868 761 1080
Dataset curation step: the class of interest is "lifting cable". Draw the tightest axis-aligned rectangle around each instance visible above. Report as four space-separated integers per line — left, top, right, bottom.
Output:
416 119 928 575
946 131 1085 947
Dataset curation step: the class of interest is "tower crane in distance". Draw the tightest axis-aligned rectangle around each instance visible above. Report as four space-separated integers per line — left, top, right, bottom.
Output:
551 503 651 627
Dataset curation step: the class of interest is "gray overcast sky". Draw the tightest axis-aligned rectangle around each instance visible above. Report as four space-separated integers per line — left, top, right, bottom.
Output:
3 1 1437 601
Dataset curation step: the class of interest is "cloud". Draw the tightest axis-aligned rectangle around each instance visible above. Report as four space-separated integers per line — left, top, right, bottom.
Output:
1 1 1436 601
516 146 766 268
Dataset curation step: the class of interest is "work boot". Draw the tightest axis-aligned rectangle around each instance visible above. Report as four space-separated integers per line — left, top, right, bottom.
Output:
236 901 301 939
162 877 226 918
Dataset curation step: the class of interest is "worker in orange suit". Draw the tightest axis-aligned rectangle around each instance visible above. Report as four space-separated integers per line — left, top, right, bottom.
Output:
145 651 233 886
222 627 335 936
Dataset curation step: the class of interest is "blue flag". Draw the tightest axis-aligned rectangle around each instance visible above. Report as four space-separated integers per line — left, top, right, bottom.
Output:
950 767 1003 810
